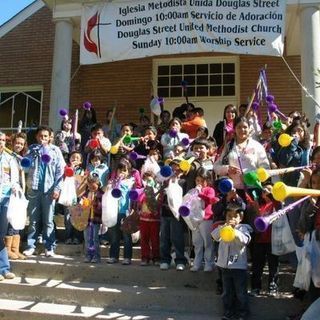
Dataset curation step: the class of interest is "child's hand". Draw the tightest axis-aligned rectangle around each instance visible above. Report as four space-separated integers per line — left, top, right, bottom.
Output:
226 189 237 202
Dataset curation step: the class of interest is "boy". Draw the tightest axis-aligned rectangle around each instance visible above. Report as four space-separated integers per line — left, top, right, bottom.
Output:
211 204 252 320
23 126 65 257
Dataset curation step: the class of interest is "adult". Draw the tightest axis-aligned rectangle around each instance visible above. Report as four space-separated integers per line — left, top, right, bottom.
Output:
181 107 207 139
102 109 121 144
213 116 270 199
172 103 194 122
0 131 19 280
213 104 238 152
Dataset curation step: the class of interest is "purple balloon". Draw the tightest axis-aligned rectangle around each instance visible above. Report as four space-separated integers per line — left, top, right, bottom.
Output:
83 101 92 110
266 95 274 103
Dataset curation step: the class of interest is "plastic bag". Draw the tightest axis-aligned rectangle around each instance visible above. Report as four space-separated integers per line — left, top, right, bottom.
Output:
166 179 183 220
310 230 320 288
293 233 312 291
271 214 296 256
180 188 205 231
58 176 77 207
101 187 118 228
7 189 28 230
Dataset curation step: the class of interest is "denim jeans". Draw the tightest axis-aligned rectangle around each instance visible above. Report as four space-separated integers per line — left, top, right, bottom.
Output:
0 197 9 251
221 268 249 316
84 223 100 260
26 190 56 251
108 215 132 259
160 216 187 265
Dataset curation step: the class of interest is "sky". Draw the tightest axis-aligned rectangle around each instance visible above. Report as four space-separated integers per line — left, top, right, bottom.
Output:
0 0 35 26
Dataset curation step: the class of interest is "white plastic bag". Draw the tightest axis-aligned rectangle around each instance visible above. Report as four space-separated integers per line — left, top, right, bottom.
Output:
310 230 320 288
102 187 118 228
7 189 28 230
58 176 77 207
271 214 296 256
293 233 312 291
166 179 183 220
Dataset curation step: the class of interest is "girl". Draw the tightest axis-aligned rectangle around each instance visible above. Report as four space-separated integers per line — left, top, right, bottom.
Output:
190 167 218 272
138 170 161 266
82 174 103 263
5 133 27 260
86 150 109 188
106 157 137 265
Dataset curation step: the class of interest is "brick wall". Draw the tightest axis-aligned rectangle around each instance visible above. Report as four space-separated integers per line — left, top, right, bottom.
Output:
0 6 302 128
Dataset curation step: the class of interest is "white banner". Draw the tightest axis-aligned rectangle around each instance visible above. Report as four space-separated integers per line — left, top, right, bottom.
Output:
80 0 286 65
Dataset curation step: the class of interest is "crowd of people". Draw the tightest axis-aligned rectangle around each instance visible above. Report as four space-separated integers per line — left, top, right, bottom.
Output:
0 101 319 320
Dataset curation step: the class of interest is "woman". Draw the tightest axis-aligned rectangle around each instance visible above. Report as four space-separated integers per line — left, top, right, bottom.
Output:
161 117 189 159
213 116 270 199
213 104 238 152
0 131 19 280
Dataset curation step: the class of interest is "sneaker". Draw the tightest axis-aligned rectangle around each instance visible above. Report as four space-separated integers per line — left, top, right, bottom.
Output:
268 282 278 297
106 257 118 264
0 275 4 281
153 259 160 266
176 264 185 271
140 260 149 266
72 238 81 245
23 248 35 257
190 265 200 272
221 311 234 320
91 256 101 263
160 262 169 270
122 258 131 265
45 249 55 258
249 288 260 297
4 272 15 279
84 256 91 263
204 265 213 272
65 238 73 245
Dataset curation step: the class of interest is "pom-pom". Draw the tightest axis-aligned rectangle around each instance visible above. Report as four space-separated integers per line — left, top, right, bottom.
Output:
220 225 235 242
21 157 31 168
83 101 92 110
251 101 259 112
266 95 274 103
59 108 68 117
268 103 278 113
89 139 99 149
160 165 172 178
218 178 234 194
179 205 190 217
41 153 51 164
64 166 74 177
111 188 122 198
169 129 178 138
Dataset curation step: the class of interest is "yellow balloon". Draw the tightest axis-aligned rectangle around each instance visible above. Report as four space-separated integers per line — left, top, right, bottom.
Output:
256 167 269 183
278 133 293 147
220 225 235 242
110 145 119 155
179 159 191 172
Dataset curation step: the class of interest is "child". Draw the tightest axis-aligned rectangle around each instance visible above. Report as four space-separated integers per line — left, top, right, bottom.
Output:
82 174 103 263
138 170 161 266
106 157 136 265
63 151 84 245
159 158 188 271
86 150 109 188
85 123 111 159
211 204 252 320
190 167 218 272
250 184 280 296
5 133 28 260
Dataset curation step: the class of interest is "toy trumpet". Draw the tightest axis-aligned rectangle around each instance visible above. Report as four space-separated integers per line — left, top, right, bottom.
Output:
160 165 173 178
83 101 92 110
179 157 195 172
243 171 262 189
218 178 234 194
272 181 320 202
254 195 310 232
180 137 191 147
110 134 126 155
169 129 178 138
123 135 140 145
64 166 74 177
3 146 31 168
219 225 235 242
129 151 146 161
88 139 100 150
111 178 122 198
128 188 144 201
278 133 294 148
256 166 311 183
178 188 199 217
59 108 68 119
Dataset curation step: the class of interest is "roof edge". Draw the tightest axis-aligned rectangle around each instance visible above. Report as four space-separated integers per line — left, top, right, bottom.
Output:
0 0 46 38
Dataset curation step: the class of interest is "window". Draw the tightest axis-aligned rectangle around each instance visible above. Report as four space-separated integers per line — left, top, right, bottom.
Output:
157 61 236 98
0 89 42 133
